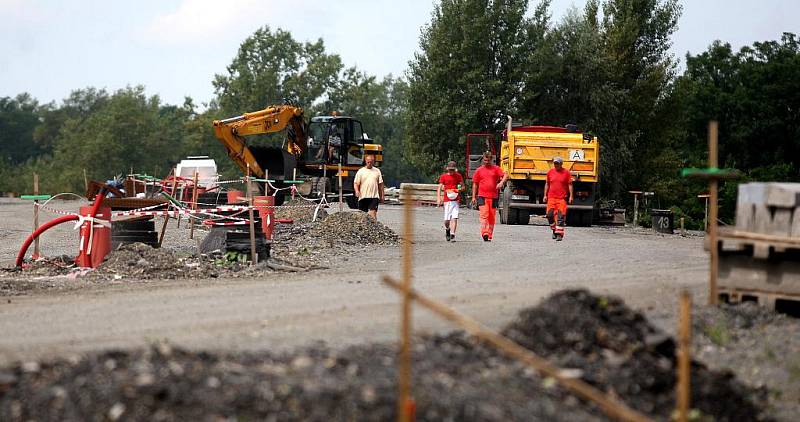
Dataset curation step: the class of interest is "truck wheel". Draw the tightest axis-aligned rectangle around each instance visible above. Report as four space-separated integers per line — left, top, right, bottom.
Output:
581 210 593 226
501 185 513 224
517 209 530 225
507 208 519 225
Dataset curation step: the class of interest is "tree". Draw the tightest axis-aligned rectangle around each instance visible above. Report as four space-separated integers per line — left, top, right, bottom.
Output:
42 86 190 193
406 0 533 176
213 26 343 115
0 93 41 164
672 33 800 222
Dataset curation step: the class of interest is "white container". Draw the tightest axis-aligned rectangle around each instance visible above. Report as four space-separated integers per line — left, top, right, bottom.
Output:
176 156 219 189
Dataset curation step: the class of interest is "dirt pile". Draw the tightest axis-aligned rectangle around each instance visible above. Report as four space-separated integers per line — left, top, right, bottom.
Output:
271 211 399 266
309 211 399 246
89 243 221 280
274 198 327 224
502 289 769 421
0 243 316 295
0 290 772 421
0 336 599 422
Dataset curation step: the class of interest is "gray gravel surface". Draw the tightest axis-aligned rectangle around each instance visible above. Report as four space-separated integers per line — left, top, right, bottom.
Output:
0 199 797 420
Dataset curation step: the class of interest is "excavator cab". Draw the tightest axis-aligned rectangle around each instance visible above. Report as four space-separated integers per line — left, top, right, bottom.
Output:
306 116 369 166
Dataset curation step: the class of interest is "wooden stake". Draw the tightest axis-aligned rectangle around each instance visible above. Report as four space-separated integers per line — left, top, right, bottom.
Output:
189 171 199 240
680 217 685 234
33 173 40 258
677 290 692 422
83 168 89 193
381 275 653 422
398 188 414 422
246 164 258 266
338 163 343 212
158 168 176 247
708 121 719 305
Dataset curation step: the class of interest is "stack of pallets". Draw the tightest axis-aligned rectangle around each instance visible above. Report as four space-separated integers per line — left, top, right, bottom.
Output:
398 183 440 205
717 182 800 311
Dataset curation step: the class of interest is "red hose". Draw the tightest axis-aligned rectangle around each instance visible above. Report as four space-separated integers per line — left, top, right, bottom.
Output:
15 190 108 268
15 214 79 267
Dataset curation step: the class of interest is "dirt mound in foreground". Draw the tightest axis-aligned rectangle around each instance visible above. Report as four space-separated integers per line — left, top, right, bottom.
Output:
0 290 770 421
502 289 769 421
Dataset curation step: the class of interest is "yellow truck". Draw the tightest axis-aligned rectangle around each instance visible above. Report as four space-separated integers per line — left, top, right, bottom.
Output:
498 118 600 226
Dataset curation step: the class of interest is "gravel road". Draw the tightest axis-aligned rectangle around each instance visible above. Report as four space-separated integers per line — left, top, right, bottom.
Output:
0 198 709 365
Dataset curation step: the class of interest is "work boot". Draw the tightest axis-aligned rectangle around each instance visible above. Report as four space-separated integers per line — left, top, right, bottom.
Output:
482 234 489 242
450 234 456 242
446 228 451 241
552 230 557 239
556 234 564 241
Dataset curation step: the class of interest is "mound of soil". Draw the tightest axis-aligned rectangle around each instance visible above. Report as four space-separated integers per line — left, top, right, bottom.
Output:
89 243 222 280
501 289 769 421
0 290 771 421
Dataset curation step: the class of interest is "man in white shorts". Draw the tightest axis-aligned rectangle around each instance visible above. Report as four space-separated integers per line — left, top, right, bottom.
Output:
436 160 464 242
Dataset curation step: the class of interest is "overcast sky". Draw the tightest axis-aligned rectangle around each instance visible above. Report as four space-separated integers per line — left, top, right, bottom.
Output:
1 0 797 107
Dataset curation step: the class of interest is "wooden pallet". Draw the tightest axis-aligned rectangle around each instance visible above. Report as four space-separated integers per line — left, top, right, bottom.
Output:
717 227 800 259
719 286 800 313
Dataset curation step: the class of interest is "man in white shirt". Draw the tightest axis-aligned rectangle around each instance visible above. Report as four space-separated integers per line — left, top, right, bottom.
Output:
353 154 384 219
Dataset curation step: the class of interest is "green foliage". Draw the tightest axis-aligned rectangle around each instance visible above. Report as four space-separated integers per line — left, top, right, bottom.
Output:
0 93 42 164
213 26 342 115
406 0 533 176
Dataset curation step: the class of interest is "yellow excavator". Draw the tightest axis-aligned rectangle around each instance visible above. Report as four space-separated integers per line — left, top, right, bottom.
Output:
213 104 383 206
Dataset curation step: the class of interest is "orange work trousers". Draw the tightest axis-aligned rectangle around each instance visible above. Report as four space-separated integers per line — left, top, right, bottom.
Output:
546 198 568 235
478 197 498 240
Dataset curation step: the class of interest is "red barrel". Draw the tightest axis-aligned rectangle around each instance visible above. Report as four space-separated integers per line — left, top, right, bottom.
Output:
254 196 275 240
75 205 111 268
227 190 245 204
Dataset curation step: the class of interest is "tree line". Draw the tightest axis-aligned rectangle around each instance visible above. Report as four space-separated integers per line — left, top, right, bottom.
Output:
1 0 798 228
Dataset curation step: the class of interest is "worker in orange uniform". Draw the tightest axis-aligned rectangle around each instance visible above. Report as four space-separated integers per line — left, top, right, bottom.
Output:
470 151 508 241
543 156 573 241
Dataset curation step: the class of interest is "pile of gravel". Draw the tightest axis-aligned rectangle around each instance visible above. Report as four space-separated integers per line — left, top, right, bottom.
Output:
308 212 399 246
0 290 771 421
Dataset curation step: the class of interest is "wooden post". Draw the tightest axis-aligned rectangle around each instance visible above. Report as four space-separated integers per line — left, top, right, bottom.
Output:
158 168 176 247
380 276 653 422
629 191 642 227
33 173 40 258
83 168 89 193
338 163 344 212
708 121 719 305
680 217 685 234
246 164 258 266
398 187 414 422
189 171 199 240
677 290 692 422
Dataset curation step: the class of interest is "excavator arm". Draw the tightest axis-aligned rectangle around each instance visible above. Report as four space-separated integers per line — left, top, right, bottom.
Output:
212 105 307 178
